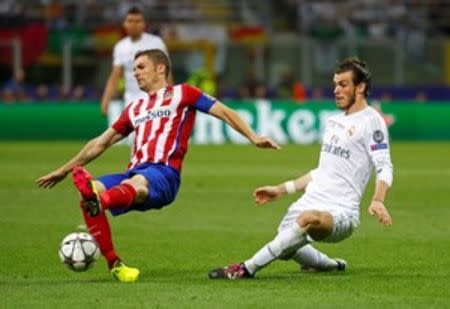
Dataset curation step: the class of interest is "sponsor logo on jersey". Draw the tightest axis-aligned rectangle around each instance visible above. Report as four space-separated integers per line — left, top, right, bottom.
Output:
321 142 351 159
135 107 172 125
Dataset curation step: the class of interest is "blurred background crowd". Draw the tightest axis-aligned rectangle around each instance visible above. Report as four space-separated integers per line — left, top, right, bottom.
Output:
1 0 449 104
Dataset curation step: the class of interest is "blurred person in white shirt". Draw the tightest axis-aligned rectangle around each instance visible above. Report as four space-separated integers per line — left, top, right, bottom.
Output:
100 6 169 145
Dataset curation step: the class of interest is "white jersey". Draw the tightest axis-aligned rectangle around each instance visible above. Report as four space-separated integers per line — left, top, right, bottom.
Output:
301 106 393 215
113 33 168 104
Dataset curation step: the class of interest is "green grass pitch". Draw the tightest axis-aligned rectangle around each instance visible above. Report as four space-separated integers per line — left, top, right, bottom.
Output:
1 142 449 307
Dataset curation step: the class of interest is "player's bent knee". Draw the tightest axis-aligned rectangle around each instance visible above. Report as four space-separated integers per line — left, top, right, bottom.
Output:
122 176 149 203
94 180 106 193
134 185 149 203
296 211 321 229
296 211 334 241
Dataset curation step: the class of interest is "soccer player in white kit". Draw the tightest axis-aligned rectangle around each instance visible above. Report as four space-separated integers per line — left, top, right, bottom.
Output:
209 57 394 279
100 7 169 134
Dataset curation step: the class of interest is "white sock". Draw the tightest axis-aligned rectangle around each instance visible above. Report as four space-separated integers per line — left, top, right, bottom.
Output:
292 244 338 269
244 224 308 275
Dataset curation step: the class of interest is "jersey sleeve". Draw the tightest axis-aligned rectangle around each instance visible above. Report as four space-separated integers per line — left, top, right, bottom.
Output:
364 114 394 186
112 43 124 66
181 83 217 113
112 104 133 136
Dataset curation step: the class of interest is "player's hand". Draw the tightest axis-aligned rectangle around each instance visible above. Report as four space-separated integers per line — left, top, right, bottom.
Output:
368 200 392 226
253 185 283 205
36 169 68 189
254 136 281 150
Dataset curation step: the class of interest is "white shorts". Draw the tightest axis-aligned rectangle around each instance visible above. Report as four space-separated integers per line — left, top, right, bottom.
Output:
277 199 360 243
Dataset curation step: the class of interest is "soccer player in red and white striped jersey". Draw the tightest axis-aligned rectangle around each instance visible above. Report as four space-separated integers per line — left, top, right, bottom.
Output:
36 49 280 282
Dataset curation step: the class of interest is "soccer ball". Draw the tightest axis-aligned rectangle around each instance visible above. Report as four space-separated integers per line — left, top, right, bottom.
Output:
59 232 100 272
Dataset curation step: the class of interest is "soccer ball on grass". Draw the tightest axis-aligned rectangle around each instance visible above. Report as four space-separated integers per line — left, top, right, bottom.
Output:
59 232 100 272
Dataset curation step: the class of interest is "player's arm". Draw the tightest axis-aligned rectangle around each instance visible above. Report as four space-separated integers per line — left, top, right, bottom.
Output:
36 128 123 188
100 65 123 115
369 179 392 225
253 171 313 205
209 101 280 150
366 120 394 226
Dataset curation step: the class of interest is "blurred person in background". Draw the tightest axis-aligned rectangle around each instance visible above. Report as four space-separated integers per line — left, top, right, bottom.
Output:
35 84 50 102
276 70 306 103
100 6 169 145
58 85 71 101
311 87 325 100
1 69 28 103
254 82 270 99
44 0 66 30
72 85 86 102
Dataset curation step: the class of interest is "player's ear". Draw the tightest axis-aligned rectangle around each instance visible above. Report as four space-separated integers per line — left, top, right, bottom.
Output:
156 63 166 75
356 82 366 96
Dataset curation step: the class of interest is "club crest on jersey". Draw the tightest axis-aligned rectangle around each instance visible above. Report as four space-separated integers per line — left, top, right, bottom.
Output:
134 107 172 125
347 126 356 137
163 90 173 100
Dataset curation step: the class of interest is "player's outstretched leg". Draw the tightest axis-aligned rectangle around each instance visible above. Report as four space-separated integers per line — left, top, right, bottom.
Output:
209 223 309 279
293 245 346 272
80 202 140 282
72 166 102 216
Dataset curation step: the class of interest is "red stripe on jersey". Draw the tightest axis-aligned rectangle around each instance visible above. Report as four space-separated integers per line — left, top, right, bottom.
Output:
131 99 145 156
133 99 145 115
161 103 189 165
140 94 158 158
167 109 196 171
146 94 174 163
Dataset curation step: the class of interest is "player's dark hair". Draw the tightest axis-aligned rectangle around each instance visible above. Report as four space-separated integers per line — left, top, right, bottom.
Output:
335 57 372 97
135 49 170 79
127 6 144 16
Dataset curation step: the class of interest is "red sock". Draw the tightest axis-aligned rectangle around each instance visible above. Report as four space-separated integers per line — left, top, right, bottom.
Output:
81 202 120 270
99 183 137 211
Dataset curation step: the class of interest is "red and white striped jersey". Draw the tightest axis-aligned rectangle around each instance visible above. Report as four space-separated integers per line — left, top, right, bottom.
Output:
112 83 216 171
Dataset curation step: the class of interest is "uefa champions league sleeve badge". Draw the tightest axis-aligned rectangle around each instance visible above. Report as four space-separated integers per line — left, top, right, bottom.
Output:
373 130 384 143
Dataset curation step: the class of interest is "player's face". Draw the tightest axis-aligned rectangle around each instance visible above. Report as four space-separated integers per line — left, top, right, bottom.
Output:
123 13 145 38
333 71 357 111
134 56 164 91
